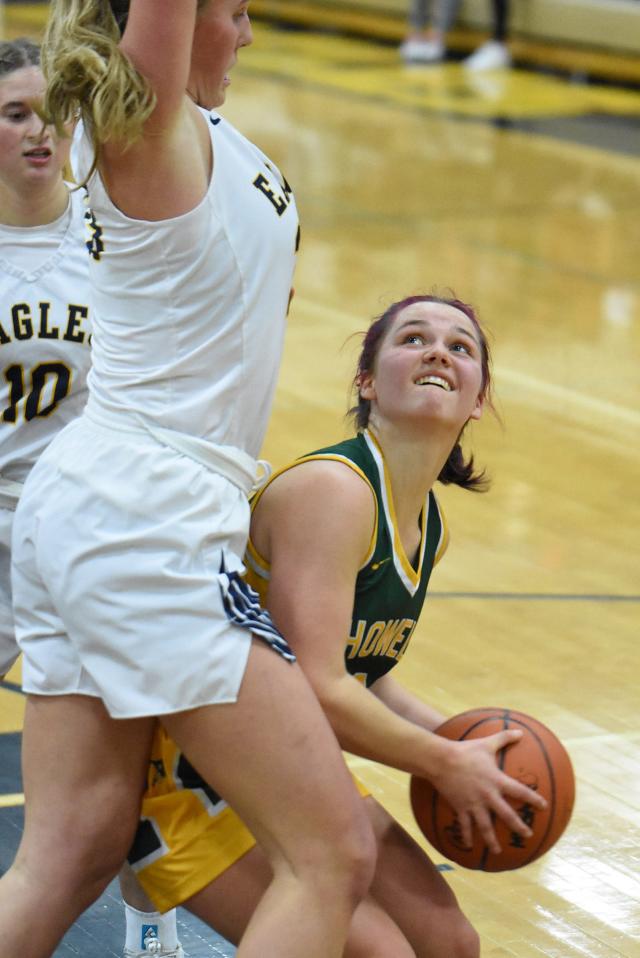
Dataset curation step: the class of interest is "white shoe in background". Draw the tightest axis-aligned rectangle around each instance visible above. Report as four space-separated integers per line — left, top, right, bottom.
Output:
399 38 445 64
464 40 511 71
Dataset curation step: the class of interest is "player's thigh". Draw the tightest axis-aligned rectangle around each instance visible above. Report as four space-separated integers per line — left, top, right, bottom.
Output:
162 640 373 867
183 844 272 945
19 694 155 871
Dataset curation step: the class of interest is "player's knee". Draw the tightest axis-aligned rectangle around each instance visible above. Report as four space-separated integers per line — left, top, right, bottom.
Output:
347 924 416 958
61 826 129 892
11 827 117 915
454 918 480 958
53 789 140 890
295 808 376 906
330 809 377 903
432 915 480 958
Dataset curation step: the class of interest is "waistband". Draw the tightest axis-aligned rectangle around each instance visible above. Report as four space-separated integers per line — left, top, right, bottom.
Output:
0 475 24 511
84 405 267 497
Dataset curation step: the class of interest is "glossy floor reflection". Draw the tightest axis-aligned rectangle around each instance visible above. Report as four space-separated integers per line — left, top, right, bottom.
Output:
1 7 639 958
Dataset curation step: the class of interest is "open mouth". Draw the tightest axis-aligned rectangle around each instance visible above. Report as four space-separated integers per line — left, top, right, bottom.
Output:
415 375 452 391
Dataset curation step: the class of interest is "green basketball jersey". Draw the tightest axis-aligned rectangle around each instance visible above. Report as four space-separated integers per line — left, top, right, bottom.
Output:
245 428 448 687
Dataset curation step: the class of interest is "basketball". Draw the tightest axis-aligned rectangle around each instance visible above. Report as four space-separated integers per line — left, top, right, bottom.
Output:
410 708 575 872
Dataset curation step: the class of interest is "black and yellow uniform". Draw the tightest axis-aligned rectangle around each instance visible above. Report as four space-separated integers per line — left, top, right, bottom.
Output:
129 428 447 911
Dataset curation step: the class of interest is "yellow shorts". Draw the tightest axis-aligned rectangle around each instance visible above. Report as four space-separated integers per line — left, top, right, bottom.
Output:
129 725 371 912
127 725 257 912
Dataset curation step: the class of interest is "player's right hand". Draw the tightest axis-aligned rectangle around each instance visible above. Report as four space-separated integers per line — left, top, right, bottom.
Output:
429 730 548 853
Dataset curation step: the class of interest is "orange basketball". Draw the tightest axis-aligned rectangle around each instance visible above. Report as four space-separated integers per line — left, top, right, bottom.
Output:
410 707 575 871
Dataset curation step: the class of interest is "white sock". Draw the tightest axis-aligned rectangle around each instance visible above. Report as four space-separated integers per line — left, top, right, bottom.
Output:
124 901 179 952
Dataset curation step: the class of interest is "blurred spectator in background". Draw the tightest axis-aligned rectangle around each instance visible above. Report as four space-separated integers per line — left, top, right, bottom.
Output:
465 0 511 69
400 0 511 70
399 0 457 64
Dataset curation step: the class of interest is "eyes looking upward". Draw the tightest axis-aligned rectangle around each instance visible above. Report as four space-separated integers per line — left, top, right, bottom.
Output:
395 323 481 361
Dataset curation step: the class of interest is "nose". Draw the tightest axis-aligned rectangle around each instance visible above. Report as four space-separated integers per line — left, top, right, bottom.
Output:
423 340 450 365
240 18 253 48
25 113 47 142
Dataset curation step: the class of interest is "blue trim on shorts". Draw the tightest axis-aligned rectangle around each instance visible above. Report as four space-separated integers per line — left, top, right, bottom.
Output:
218 555 296 662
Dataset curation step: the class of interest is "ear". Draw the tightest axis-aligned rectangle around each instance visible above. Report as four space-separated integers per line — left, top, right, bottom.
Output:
357 371 376 402
468 393 484 422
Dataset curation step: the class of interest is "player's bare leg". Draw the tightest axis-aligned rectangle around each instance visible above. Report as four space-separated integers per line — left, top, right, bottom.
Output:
185 841 414 957
364 796 480 958
0 695 155 958
163 639 377 958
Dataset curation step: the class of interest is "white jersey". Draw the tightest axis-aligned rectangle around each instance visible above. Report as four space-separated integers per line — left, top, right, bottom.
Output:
12 112 299 713
0 190 92 482
74 109 299 458
0 189 91 676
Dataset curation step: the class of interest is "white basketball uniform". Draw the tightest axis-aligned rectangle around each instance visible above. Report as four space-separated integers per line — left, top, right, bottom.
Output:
12 110 299 716
0 190 91 675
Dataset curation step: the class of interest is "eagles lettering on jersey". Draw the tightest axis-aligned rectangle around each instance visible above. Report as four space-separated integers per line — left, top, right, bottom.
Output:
83 168 297 253
253 165 294 218
0 302 90 346
0 189 92 474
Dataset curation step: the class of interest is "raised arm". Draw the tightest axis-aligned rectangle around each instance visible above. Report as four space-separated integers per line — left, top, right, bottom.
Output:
118 0 198 132
43 0 210 219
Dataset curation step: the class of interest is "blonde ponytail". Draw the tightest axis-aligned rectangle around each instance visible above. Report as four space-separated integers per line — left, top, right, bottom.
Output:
42 0 155 171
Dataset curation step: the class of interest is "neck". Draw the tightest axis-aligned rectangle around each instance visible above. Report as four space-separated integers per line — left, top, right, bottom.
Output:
367 417 456 523
0 179 69 227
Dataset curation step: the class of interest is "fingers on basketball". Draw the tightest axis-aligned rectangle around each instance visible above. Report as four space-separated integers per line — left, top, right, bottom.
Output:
410 707 575 872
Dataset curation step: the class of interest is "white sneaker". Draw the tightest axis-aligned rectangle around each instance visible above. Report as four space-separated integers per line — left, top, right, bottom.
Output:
399 38 445 64
124 942 185 958
463 40 511 71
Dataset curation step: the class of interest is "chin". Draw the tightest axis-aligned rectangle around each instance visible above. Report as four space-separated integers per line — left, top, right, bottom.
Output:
204 89 226 110
189 87 225 110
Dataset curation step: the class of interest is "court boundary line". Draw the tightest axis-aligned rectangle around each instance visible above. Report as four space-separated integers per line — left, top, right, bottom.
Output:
429 592 639 601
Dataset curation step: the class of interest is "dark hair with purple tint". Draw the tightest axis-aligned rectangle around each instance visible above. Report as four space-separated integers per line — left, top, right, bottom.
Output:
348 293 493 491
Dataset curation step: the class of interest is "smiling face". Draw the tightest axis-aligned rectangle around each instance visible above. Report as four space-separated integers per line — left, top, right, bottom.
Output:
188 0 253 109
358 300 486 434
0 66 69 199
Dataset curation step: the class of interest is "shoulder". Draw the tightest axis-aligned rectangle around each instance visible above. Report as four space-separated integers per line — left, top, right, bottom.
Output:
269 456 375 511
252 456 377 565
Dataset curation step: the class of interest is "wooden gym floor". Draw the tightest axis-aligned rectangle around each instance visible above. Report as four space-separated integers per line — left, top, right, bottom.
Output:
1 4 639 956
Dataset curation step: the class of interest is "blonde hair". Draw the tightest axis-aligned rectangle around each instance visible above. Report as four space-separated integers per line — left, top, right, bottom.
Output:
41 0 156 171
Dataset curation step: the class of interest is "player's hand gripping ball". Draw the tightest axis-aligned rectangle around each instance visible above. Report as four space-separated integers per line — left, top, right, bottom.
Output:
410 708 575 871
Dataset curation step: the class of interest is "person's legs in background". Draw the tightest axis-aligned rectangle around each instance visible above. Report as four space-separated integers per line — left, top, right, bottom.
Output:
400 0 462 64
464 0 512 70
